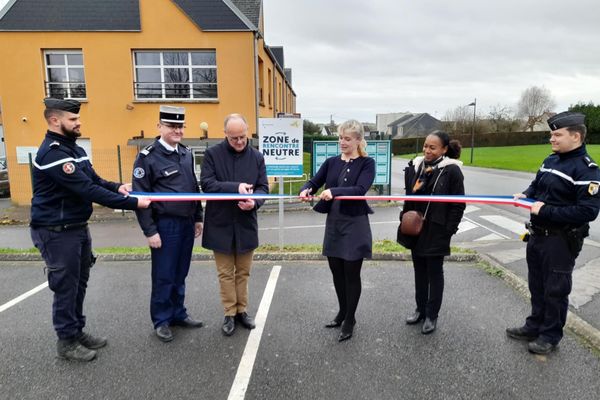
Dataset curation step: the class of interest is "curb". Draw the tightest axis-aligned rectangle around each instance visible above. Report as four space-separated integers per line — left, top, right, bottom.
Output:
0 252 478 262
476 253 600 353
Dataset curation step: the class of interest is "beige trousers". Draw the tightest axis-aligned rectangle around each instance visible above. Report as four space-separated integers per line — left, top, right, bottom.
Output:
213 251 254 316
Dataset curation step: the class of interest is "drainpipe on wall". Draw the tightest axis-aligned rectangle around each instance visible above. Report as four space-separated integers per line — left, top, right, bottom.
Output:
253 32 260 136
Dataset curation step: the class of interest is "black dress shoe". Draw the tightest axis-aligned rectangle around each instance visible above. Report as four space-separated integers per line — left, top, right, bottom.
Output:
528 338 557 354
421 318 437 334
222 316 236 336
406 311 425 325
235 312 256 330
506 326 537 341
155 325 174 342
171 316 204 328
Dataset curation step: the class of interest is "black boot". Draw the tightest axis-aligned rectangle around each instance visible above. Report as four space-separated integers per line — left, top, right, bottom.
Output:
57 338 97 361
421 318 437 334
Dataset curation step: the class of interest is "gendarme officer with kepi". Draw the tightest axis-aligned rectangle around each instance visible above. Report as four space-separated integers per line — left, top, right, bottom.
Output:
507 111 600 354
31 98 151 362
133 106 204 343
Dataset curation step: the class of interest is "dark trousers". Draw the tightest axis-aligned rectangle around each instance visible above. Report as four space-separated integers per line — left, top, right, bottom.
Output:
411 253 445 319
327 257 364 325
150 216 195 328
31 226 93 340
525 234 575 345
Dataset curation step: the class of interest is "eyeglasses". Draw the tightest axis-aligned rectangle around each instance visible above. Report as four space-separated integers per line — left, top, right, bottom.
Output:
162 123 186 131
227 135 247 142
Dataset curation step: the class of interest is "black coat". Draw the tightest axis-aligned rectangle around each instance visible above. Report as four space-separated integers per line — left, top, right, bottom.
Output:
31 131 138 226
397 156 465 256
300 155 375 216
200 140 269 254
132 138 203 237
524 145 600 229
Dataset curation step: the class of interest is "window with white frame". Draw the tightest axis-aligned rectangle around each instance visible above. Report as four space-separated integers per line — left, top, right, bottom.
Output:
44 50 87 99
133 50 218 100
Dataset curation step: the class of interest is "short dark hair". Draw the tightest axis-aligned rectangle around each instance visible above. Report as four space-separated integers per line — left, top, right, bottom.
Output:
567 124 587 142
44 108 64 121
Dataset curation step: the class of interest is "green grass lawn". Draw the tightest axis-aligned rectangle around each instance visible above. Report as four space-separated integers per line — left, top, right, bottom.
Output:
398 144 600 173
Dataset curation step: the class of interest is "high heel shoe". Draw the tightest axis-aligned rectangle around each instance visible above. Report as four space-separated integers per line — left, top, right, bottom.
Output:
405 311 425 325
325 313 344 328
338 320 355 342
325 319 342 328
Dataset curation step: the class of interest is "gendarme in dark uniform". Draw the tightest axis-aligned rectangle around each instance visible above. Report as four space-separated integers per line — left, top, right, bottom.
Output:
31 98 146 362
506 111 600 354
132 105 204 343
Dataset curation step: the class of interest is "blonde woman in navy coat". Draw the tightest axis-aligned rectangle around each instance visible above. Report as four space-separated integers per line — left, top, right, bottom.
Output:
300 120 375 342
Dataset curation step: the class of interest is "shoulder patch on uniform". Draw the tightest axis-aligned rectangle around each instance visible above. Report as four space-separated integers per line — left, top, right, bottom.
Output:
140 145 154 156
588 182 599 196
584 156 598 168
133 167 145 179
50 141 60 148
62 162 76 174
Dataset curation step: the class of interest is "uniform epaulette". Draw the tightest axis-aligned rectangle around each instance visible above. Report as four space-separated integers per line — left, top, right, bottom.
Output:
49 141 60 148
584 156 598 168
140 144 154 156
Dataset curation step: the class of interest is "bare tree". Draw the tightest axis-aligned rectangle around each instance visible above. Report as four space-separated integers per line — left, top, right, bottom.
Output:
517 86 556 131
442 106 472 134
488 104 521 132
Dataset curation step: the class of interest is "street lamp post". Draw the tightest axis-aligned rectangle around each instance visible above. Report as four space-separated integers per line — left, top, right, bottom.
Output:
468 98 477 164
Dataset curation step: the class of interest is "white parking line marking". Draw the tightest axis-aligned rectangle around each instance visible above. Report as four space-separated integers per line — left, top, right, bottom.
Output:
0 282 48 313
228 265 281 400
480 215 526 235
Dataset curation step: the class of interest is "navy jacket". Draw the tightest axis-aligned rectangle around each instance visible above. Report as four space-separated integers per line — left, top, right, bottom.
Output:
301 155 375 216
31 131 138 226
200 140 269 254
132 138 203 237
398 156 465 256
524 145 600 229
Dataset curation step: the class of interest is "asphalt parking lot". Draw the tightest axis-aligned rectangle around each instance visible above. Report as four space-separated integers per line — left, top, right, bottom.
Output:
1 260 599 400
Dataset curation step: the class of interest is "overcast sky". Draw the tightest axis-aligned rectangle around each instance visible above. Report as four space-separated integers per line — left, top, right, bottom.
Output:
264 0 600 123
2 0 598 124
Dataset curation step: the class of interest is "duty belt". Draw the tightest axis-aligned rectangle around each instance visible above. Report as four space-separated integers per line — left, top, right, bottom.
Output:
31 222 88 232
525 222 562 237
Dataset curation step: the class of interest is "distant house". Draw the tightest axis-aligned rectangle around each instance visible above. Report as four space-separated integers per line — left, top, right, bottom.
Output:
376 112 410 134
320 126 334 136
388 113 442 138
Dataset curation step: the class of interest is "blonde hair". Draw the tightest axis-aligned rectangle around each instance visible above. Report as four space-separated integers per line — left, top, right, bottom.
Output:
338 119 368 157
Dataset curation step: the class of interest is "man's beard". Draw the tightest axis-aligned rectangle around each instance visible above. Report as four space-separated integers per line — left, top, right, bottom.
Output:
61 123 82 140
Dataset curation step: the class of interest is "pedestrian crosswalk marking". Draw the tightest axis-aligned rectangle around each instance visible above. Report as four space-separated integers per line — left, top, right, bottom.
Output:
475 233 505 241
464 205 480 215
480 215 526 236
457 221 478 234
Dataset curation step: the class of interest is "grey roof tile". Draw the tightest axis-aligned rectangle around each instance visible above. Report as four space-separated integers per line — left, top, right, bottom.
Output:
0 0 140 31
173 0 251 30
229 0 261 27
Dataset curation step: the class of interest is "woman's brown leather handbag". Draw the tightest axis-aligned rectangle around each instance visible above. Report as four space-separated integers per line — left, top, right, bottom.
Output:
400 210 424 236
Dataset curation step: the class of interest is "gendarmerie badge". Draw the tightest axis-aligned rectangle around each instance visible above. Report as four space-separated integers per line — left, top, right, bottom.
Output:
588 182 599 196
133 167 145 179
62 162 75 174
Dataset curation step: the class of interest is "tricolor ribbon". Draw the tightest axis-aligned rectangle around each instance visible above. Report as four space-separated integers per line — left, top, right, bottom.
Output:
129 192 534 209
